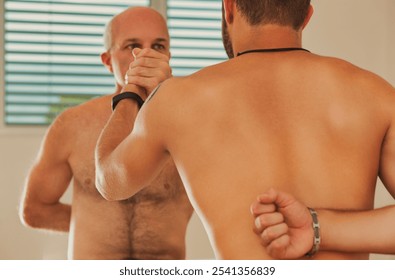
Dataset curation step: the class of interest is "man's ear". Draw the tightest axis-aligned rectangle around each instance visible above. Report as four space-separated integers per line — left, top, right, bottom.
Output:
302 4 314 30
100 51 113 73
223 0 235 25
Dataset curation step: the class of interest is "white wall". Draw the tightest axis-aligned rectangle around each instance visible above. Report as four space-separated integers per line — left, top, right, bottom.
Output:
0 0 394 260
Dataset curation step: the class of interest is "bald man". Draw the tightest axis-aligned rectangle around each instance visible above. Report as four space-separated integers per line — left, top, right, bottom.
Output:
20 7 193 260
95 0 395 259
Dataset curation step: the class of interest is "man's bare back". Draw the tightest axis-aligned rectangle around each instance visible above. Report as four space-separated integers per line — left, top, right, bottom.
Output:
36 95 192 259
151 51 393 259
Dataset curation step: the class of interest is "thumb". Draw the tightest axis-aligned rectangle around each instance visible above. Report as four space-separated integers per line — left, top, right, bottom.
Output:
132 47 142 59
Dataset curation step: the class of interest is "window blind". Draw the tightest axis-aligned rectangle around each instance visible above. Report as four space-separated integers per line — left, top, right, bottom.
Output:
4 0 149 125
167 0 227 77
3 0 227 125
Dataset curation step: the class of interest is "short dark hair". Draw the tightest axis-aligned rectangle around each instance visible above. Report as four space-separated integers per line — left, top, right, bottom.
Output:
234 0 311 29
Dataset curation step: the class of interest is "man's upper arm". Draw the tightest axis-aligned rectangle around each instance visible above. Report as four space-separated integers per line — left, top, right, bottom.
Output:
379 93 395 198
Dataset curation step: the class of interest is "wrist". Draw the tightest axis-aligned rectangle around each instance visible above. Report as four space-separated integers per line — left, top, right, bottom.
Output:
122 83 147 99
112 92 145 111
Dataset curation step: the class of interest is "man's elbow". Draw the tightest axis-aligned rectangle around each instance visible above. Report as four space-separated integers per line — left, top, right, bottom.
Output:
95 168 125 201
95 174 116 201
95 156 116 200
95 165 143 201
19 201 40 229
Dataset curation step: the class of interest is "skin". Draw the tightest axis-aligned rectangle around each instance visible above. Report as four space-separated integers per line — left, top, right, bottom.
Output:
251 189 395 259
95 0 395 260
19 7 193 260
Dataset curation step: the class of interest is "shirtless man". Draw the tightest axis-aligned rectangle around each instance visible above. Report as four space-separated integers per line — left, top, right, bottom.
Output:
19 7 194 260
95 0 395 259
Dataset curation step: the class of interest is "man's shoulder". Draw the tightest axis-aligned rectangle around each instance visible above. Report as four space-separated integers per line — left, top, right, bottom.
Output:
149 73 208 103
316 55 395 116
308 54 358 75
47 94 112 136
55 94 111 121
70 94 111 112
312 54 393 89
158 60 230 93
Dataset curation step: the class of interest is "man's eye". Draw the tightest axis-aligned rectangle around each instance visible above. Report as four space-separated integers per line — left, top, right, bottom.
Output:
127 44 141 50
152 44 166 51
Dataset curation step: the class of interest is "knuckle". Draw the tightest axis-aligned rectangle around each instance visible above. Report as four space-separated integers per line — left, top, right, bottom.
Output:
250 203 258 214
250 203 261 215
270 239 284 251
138 57 149 65
126 76 141 84
257 215 271 227
140 48 151 55
132 67 145 76
260 232 270 246
263 228 277 240
155 75 165 84
275 212 285 223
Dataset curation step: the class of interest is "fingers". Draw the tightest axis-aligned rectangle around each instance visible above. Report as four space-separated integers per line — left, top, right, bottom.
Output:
257 188 295 208
254 211 285 236
256 188 277 204
126 75 164 96
256 214 290 260
250 200 276 216
133 47 170 61
251 189 291 246
250 188 278 218
266 234 291 259
125 48 172 94
125 65 168 94
260 222 289 247
132 48 141 59
252 189 314 259
129 48 170 73
127 64 169 79
130 57 170 71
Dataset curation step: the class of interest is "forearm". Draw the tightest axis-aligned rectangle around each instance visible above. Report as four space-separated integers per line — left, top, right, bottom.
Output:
95 85 144 200
96 101 138 161
319 205 395 254
21 201 71 232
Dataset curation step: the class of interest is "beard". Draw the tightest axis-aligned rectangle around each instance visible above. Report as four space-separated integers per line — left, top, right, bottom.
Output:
222 5 234 59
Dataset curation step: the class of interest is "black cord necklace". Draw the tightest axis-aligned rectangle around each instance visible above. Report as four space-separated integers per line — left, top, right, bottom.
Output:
237 47 310 57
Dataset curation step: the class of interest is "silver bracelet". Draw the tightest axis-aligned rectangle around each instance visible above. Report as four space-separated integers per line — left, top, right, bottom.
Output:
306 207 321 257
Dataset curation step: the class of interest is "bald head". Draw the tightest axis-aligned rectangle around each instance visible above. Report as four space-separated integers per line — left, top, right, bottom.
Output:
103 7 169 51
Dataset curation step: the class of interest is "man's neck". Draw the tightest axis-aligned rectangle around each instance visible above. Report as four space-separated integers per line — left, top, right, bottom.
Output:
233 24 302 56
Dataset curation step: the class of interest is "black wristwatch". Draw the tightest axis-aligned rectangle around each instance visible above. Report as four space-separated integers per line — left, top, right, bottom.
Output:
112 92 145 111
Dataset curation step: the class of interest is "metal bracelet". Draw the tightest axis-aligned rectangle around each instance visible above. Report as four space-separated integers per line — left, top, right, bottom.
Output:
306 207 321 257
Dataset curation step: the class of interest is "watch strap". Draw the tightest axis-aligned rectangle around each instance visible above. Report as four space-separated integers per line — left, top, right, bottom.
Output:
112 92 144 111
